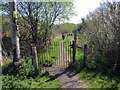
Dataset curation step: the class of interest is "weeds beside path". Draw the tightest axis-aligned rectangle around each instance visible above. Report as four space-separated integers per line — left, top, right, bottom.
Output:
2 60 62 89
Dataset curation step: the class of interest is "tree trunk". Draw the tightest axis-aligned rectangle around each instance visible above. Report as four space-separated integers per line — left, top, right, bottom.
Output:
31 26 38 43
9 1 20 62
0 33 2 67
30 18 38 44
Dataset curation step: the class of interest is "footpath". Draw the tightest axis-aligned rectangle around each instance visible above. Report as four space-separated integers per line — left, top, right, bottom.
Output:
47 41 88 88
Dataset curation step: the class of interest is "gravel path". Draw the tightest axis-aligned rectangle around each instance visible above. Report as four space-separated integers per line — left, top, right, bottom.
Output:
47 41 88 88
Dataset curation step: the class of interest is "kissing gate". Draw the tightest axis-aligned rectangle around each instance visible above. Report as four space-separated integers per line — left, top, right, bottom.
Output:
38 40 73 72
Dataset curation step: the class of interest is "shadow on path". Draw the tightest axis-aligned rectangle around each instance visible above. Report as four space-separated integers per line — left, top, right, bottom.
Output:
46 41 87 88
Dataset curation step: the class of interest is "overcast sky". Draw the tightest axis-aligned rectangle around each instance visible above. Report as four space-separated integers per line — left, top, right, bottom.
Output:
69 0 105 24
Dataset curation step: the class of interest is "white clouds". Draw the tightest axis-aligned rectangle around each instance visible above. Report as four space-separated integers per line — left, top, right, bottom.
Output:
69 0 102 24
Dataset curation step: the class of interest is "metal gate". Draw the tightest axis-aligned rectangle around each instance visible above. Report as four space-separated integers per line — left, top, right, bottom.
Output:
38 40 73 72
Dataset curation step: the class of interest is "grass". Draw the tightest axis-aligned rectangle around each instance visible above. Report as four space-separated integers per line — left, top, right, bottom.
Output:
77 69 120 89
38 38 62 67
2 59 62 89
54 38 62 42
63 35 73 42
72 48 120 89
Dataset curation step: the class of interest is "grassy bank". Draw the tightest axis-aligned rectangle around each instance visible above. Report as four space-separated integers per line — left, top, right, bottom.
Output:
2 60 61 89
77 68 120 89
72 49 120 89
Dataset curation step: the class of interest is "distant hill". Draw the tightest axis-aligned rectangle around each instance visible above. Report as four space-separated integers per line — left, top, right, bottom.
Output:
53 22 77 35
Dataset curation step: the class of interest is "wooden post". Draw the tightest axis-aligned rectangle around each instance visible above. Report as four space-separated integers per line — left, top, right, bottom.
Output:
0 15 2 67
70 41 72 62
0 51 1 90
83 44 87 67
74 30 77 42
0 36 2 67
73 40 76 63
9 1 20 63
32 46 39 73
72 29 77 63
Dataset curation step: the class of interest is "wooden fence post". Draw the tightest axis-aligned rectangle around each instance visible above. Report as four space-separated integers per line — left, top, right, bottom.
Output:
0 38 2 67
83 44 87 67
72 29 77 63
73 40 76 63
32 46 39 73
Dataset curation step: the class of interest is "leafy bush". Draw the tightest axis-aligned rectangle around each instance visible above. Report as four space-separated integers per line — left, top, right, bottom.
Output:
77 1 120 70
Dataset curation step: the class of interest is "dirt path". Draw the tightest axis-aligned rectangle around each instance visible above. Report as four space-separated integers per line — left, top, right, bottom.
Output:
47 41 87 88
53 35 62 40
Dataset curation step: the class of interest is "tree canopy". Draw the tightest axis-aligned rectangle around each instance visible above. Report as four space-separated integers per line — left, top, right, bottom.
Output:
17 2 75 43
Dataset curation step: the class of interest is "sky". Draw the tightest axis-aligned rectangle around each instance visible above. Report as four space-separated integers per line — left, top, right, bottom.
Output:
69 0 104 24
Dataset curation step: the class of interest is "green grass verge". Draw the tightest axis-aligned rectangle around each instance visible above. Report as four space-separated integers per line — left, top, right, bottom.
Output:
2 60 62 89
77 68 120 89
73 49 120 89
